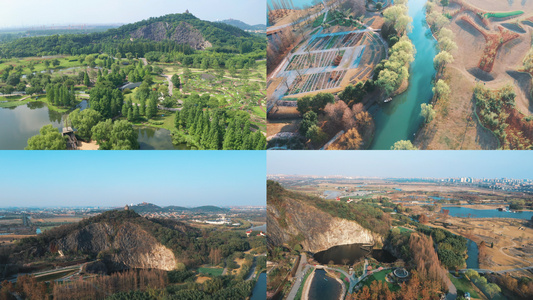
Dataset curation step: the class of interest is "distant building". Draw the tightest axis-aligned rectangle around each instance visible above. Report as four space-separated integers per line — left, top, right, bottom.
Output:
185 9 189 13
246 230 252 237
125 205 129 211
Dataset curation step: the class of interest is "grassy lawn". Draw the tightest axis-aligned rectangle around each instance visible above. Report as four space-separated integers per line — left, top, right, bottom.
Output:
360 270 399 292
448 274 479 298
484 11 523 18
251 106 266 119
197 267 224 277
398 227 413 233
36 269 77 282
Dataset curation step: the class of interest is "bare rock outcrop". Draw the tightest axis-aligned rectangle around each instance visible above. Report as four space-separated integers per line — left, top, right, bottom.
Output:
57 222 177 271
130 21 211 50
268 196 380 253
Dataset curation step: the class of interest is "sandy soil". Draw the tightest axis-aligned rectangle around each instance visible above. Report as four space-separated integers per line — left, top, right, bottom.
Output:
419 1 533 148
0 219 22 225
415 67 499 150
0 234 36 244
195 276 211 284
448 1 532 113
33 217 84 223
267 121 299 137
78 140 99 150
429 217 533 274
467 0 533 12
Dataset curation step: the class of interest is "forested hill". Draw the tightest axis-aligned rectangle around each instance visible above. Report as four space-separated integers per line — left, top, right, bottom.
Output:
267 181 387 252
219 19 267 32
0 12 262 58
127 203 230 214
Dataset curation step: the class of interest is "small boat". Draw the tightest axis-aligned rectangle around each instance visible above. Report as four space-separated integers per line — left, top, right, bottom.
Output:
384 97 392 103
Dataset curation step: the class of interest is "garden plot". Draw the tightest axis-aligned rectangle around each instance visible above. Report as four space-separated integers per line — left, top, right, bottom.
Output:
286 50 340 70
305 31 364 51
286 70 347 95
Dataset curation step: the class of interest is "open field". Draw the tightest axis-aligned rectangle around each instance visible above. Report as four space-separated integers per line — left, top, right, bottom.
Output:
197 267 224 277
420 0 533 149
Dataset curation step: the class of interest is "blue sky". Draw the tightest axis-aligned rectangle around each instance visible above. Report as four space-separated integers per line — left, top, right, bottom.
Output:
0 0 266 29
268 151 533 180
0 151 266 208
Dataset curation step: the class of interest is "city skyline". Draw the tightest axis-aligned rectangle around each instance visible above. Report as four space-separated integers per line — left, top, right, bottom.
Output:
0 151 266 207
268 151 533 180
0 0 266 30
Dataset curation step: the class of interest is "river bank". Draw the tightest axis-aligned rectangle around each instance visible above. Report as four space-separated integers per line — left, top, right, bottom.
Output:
369 0 438 149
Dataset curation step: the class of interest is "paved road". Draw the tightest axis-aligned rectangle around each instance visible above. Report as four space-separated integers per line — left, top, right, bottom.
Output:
445 274 457 300
8 263 85 283
286 253 308 300
267 1 338 33
162 74 174 96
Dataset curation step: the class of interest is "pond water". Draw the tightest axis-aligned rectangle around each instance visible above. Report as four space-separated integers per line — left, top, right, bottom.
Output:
370 0 437 149
136 127 190 150
466 238 479 269
249 223 267 232
308 269 342 300
323 190 341 199
250 272 266 300
314 243 397 265
0 101 188 150
0 102 65 150
442 207 533 220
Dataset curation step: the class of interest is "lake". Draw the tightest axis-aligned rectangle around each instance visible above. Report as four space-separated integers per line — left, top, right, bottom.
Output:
249 223 267 232
314 243 397 265
308 269 342 300
466 238 479 269
0 101 188 150
250 272 266 300
136 127 190 150
0 102 65 150
442 207 533 220
370 0 437 149
323 190 341 199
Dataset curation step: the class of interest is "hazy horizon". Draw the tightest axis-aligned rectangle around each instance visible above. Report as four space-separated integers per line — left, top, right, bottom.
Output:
0 151 266 208
268 151 533 180
0 0 266 30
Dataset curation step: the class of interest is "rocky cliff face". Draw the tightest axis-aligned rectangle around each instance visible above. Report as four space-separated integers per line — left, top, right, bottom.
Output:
130 22 211 50
268 196 380 253
56 222 177 271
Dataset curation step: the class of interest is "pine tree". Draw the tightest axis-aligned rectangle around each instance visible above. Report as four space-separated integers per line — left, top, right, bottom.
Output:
222 119 237 150
174 110 181 129
139 98 146 116
84 72 90 87
127 107 133 121
133 105 140 121
254 131 266 150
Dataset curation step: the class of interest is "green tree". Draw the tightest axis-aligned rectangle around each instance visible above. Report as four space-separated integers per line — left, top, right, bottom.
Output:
433 79 450 100
110 120 139 150
146 98 157 119
26 125 66 150
171 74 180 88
84 72 90 87
391 140 417 150
420 103 436 123
69 108 102 140
433 50 454 71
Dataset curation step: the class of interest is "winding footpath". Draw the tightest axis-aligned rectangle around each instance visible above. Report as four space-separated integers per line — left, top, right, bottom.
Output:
286 253 308 300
